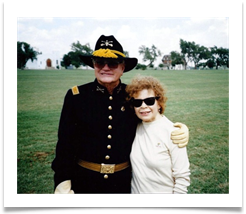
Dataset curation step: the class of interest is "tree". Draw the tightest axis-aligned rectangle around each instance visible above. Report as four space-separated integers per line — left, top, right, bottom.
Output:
139 45 161 67
61 54 71 69
72 52 80 68
192 45 211 69
71 41 93 67
61 51 81 69
173 39 229 70
206 59 216 69
158 63 164 70
135 63 147 70
179 39 194 70
17 41 41 69
71 41 93 55
69 51 81 69
123 51 129 57
61 41 94 69
210 46 229 69
170 51 184 67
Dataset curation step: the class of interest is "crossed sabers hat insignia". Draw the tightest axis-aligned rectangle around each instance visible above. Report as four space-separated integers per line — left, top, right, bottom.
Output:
101 40 113 47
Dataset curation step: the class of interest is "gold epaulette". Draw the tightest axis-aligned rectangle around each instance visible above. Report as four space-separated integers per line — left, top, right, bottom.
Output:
72 86 80 95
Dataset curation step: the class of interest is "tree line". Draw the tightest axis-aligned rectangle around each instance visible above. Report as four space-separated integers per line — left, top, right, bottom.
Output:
169 39 229 70
17 39 228 70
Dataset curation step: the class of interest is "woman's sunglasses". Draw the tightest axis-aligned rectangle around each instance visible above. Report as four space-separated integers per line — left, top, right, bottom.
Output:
92 58 124 69
131 97 160 108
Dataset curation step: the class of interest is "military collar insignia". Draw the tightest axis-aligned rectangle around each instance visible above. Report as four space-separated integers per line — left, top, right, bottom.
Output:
93 79 122 94
93 79 106 94
116 85 122 94
96 86 105 93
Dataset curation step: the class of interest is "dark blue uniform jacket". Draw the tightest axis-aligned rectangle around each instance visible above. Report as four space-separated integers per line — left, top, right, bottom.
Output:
52 79 138 193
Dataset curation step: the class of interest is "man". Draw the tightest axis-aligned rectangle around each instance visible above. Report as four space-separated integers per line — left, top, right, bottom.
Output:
52 35 189 194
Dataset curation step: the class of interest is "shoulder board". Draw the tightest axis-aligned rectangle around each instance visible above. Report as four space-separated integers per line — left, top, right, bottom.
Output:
72 85 80 95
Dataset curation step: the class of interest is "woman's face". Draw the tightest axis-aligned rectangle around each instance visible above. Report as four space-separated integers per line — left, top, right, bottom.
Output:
133 89 162 122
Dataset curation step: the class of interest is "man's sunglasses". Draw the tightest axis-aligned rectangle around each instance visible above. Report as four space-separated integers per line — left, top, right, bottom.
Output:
92 58 124 69
131 97 160 108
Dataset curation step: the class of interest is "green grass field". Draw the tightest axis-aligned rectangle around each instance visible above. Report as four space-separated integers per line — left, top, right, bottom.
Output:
17 68 229 194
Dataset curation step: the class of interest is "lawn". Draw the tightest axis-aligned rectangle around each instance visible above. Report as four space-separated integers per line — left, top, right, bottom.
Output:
17 68 229 194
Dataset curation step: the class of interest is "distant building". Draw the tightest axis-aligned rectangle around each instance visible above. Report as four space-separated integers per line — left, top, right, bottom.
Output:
25 49 62 69
162 54 185 70
162 55 172 70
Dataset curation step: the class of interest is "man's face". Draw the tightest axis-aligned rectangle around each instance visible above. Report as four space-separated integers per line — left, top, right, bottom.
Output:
93 58 125 87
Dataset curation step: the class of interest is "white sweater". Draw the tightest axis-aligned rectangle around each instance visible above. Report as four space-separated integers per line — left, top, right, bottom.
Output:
130 116 190 194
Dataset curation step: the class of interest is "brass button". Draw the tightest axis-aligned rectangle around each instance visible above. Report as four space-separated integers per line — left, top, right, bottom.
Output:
108 125 112 129
105 155 110 160
109 96 113 100
104 174 108 179
108 115 113 120
107 135 112 139
108 106 112 110
107 145 111 149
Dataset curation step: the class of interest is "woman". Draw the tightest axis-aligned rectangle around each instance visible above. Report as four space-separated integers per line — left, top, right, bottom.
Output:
126 75 190 194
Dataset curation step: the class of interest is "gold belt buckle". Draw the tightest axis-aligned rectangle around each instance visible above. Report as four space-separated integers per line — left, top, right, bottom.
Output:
100 164 115 174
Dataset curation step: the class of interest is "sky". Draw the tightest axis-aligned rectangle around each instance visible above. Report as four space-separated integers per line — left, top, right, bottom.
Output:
17 17 229 66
